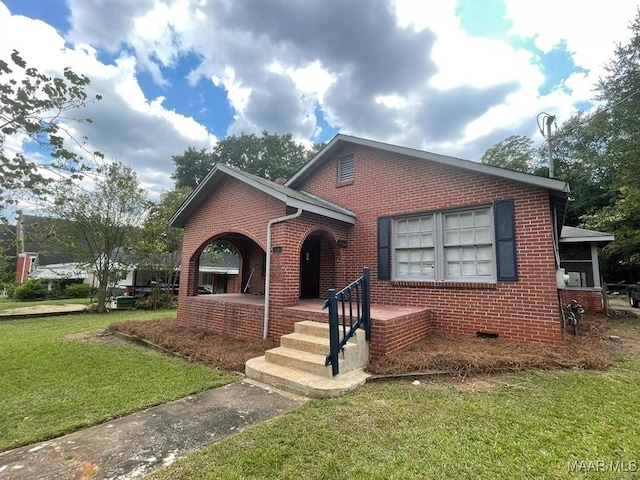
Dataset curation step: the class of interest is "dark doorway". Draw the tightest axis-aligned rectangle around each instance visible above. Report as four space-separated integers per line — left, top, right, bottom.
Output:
216 274 228 293
300 234 321 298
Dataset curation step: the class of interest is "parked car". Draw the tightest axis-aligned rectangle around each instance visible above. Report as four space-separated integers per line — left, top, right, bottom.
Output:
627 283 640 308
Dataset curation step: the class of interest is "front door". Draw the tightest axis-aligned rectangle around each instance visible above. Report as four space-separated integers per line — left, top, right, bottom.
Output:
300 235 321 298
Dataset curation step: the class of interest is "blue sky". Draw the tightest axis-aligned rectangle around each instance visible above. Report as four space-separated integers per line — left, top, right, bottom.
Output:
1 0 638 199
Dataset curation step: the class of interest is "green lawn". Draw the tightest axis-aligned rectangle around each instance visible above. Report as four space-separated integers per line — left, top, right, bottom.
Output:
151 360 640 479
0 297 91 312
0 310 236 451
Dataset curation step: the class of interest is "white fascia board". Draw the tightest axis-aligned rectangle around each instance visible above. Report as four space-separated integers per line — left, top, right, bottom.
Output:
286 197 356 224
560 235 615 243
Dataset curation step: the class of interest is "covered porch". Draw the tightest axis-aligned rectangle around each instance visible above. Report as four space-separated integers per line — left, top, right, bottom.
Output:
182 293 433 361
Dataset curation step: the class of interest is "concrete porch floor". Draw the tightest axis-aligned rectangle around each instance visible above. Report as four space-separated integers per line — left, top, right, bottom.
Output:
193 293 429 321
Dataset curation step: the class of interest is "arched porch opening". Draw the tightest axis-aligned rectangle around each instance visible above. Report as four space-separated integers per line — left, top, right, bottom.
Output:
189 232 265 297
299 230 337 299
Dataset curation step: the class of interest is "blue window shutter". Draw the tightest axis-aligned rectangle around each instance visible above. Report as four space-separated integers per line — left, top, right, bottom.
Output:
378 216 391 280
494 199 518 281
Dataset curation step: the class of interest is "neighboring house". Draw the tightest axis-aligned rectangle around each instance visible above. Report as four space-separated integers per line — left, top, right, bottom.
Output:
13 213 239 292
559 226 614 311
117 251 240 294
170 134 596 361
14 213 84 285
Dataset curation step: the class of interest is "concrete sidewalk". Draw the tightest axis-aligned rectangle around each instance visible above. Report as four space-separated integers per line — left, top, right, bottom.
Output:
0 381 307 480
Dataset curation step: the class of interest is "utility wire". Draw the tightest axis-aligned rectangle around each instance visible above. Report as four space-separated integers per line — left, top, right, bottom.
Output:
550 87 640 140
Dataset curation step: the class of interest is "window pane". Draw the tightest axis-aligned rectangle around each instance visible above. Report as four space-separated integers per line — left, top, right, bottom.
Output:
477 245 492 260
447 263 461 276
396 250 409 262
445 214 459 229
460 229 474 244
397 235 408 247
445 247 460 261
475 209 490 226
409 250 422 262
462 246 476 260
445 231 459 245
421 233 433 247
398 263 409 275
459 212 474 228
475 227 491 243
398 220 408 234
462 262 477 275
421 216 433 231
408 218 420 233
408 234 421 247
478 261 493 275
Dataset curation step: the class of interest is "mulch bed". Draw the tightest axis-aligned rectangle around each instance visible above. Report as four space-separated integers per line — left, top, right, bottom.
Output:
109 312 619 377
368 312 612 376
108 318 277 372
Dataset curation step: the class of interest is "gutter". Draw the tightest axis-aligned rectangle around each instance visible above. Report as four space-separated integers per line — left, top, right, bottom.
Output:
263 208 303 339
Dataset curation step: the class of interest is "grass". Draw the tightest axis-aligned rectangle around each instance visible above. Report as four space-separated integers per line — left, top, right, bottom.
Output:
151 360 640 479
0 310 236 451
0 297 91 312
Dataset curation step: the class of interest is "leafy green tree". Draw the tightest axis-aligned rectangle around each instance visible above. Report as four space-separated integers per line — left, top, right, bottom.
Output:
0 50 102 222
136 187 190 308
170 147 214 190
480 135 543 174
584 8 640 279
46 162 147 312
171 131 320 189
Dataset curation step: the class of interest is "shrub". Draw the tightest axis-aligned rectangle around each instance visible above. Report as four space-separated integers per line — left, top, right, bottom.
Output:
1 283 17 298
65 283 94 298
13 280 48 301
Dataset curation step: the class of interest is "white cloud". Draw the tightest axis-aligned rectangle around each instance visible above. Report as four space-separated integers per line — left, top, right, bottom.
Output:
1 2 217 201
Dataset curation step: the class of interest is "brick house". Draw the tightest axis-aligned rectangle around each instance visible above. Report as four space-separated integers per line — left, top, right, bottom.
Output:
170 134 579 368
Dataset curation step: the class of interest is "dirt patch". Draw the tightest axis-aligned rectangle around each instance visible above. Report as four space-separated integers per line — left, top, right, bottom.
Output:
66 330 130 346
108 318 277 372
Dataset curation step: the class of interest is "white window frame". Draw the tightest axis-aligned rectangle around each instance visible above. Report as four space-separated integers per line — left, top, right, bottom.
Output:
392 206 496 282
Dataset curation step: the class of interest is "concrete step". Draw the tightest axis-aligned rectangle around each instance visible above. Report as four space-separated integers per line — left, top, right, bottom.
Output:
294 320 365 344
265 346 332 378
245 356 370 399
281 332 330 355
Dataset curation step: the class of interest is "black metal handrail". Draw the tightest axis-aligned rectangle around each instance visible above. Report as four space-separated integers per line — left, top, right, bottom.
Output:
323 267 371 376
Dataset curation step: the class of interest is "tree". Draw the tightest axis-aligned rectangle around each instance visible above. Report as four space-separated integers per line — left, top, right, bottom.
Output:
480 135 542 174
584 8 640 279
171 131 321 189
170 147 214 190
0 50 102 223
46 162 147 312
136 187 190 308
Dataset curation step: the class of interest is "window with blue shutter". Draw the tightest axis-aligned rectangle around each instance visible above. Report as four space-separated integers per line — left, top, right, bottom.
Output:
494 199 518 281
378 216 391 280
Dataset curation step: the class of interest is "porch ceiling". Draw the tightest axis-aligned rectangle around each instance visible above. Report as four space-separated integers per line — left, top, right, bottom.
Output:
169 163 356 228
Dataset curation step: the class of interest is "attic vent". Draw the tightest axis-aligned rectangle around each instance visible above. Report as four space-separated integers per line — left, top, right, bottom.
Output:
337 154 355 183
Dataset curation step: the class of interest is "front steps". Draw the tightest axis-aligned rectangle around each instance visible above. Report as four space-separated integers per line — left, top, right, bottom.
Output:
245 320 370 398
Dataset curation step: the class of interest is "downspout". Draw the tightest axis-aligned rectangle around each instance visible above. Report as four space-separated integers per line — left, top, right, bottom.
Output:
263 208 303 339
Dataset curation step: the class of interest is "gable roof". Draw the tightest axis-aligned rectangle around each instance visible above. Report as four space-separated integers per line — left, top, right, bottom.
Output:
560 226 614 244
286 134 571 195
169 162 356 228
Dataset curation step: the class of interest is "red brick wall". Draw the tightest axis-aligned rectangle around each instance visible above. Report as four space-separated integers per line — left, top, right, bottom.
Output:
178 176 283 327
295 144 563 345
180 297 263 339
560 289 604 312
